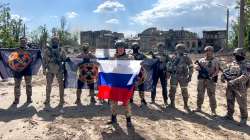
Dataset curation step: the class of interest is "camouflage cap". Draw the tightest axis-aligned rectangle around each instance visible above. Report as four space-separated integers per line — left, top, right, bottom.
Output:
204 46 214 52
233 48 245 57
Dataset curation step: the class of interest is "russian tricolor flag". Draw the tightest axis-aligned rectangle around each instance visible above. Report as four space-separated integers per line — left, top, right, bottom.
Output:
97 60 142 104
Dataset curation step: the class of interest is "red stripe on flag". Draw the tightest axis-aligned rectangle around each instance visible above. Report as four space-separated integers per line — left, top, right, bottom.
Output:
97 85 134 105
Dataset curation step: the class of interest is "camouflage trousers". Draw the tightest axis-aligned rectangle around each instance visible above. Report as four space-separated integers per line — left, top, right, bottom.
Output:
111 101 132 117
45 72 64 103
226 85 248 119
14 76 32 99
131 91 145 101
169 76 189 105
197 79 217 111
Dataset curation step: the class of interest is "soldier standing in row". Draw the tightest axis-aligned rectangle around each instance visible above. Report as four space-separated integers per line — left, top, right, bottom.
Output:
167 43 193 111
221 48 250 125
130 42 147 106
109 40 134 127
75 43 97 105
194 46 220 116
12 37 33 105
43 36 67 106
151 42 169 106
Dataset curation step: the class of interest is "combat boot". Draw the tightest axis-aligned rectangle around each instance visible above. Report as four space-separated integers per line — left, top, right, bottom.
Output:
43 99 50 105
223 115 234 121
26 96 33 104
184 103 191 112
239 118 247 126
59 99 65 107
169 101 175 108
193 107 202 112
126 117 133 127
164 99 168 107
12 98 19 105
141 99 147 106
211 109 217 117
90 97 96 104
75 98 81 105
130 98 134 104
107 115 117 125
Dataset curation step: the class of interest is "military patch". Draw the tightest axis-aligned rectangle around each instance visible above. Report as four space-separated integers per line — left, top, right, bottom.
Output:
77 63 99 84
8 51 32 72
136 66 148 86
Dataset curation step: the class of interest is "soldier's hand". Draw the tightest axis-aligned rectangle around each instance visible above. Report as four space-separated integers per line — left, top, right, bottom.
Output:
228 80 234 87
195 65 201 71
43 69 47 75
187 76 192 82
166 72 170 80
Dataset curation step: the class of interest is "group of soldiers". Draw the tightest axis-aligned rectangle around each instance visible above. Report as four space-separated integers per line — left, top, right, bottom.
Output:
4 36 250 127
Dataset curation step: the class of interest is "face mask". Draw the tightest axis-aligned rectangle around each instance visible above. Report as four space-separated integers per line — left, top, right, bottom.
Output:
52 45 58 49
20 46 26 49
235 55 245 62
133 49 139 54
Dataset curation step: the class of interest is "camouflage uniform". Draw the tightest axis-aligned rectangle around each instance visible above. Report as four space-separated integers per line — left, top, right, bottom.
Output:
110 40 134 127
221 48 250 124
196 46 220 114
43 38 67 105
75 45 96 104
131 42 147 105
167 44 193 110
13 37 32 105
151 43 170 105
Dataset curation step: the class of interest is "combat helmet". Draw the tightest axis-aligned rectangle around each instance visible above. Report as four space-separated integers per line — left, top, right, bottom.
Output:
131 42 140 50
175 43 186 53
204 46 214 52
115 40 128 49
233 48 245 57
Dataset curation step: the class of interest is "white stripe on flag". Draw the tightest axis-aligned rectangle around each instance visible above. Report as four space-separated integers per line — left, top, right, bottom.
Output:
97 60 142 75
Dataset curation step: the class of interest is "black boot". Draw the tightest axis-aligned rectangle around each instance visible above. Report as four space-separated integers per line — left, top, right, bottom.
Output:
12 98 19 105
170 101 175 108
75 98 81 105
90 97 96 104
141 99 147 106
130 98 134 104
26 96 32 104
108 115 117 124
126 117 133 127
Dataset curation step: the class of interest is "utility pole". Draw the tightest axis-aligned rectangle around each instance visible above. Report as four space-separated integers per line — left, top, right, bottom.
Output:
216 4 229 48
226 8 229 48
238 0 245 48
23 24 26 37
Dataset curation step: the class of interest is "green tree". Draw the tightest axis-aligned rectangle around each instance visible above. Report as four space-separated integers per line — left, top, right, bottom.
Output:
0 3 25 48
230 0 250 49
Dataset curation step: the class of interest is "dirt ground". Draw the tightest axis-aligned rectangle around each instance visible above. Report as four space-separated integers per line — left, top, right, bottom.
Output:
0 55 249 140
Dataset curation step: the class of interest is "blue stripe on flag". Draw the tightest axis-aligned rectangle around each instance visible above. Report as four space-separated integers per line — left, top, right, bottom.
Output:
98 72 136 89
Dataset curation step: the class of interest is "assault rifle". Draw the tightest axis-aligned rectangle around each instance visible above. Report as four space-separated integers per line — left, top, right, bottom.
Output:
195 60 218 83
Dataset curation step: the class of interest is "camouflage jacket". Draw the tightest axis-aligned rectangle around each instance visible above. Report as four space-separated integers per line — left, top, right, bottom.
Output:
167 54 193 77
152 52 170 71
77 52 96 62
133 52 146 60
42 46 67 74
222 60 250 90
197 57 220 77
112 53 134 60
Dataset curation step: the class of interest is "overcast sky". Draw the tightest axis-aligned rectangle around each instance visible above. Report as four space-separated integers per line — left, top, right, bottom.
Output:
2 0 238 37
